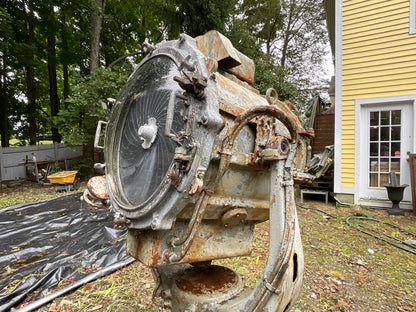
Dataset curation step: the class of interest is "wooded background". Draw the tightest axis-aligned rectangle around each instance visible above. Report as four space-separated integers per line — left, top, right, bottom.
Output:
0 0 330 176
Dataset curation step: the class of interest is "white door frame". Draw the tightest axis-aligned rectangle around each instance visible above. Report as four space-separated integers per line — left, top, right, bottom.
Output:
355 95 416 206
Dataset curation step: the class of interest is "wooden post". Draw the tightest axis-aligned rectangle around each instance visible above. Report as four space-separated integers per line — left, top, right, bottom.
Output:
408 153 416 215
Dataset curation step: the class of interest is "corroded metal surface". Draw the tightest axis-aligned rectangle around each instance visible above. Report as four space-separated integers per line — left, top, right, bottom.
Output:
126 221 254 267
196 30 255 84
86 175 109 200
82 175 109 208
88 30 312 312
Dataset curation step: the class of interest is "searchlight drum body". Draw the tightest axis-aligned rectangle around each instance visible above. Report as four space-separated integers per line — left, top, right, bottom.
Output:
92 30 312 312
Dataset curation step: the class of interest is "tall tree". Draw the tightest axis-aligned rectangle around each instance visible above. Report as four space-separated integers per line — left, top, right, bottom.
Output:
229 0 329 108
23 0 38 145
239 0 283 55
0 8 11 147
43 5 61 142
90 0 106 71
162 0 237 38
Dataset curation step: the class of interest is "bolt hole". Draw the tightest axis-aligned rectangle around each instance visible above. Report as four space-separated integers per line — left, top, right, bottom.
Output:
280 137 290 154
293 253 298 282
283 301 291 312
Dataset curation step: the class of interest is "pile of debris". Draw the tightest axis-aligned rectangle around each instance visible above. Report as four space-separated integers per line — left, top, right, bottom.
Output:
306 145 334 180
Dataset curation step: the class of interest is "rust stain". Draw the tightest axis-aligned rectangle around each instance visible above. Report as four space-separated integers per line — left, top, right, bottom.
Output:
150 236 163 266
87 176 109 200
175 265 237 295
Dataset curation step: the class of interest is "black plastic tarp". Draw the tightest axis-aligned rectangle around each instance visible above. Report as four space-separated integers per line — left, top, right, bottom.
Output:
0 193 132 311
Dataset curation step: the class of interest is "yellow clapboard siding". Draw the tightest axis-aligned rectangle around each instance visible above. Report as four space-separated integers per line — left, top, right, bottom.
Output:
341 156 355 162
345 29 406 45
344 22 409 40
344 29 408 47
342 90 416 101
341 174 355 180
341 116 355 122
343 72 416 86
341 140 355 146
342 124 355 129
341 61 416 77
343 81 416 93
343 55 416 70
342 0 406 13
343 42 416 59
343 10 408 30
342 34 414 51
343 6 407 27
340 0 415 188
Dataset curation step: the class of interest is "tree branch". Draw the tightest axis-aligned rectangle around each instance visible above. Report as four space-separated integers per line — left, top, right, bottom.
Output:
106 51 143 69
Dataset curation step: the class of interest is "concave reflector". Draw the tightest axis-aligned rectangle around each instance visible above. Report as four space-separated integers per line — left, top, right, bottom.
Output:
117 56 184 206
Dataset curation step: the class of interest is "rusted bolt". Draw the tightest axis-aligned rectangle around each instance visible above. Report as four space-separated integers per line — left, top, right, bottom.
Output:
221 208 247 228
161 290 171 300
199 115 208 125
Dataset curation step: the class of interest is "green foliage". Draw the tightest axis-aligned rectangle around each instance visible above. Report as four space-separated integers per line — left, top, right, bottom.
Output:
55 66 130 147
228 0 330 111
253 55 296 102
68 158 95 180
161 0 238 38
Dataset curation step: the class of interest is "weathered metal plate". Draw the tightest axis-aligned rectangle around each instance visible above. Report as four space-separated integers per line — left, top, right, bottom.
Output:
196 30 255 84
126 221 254 267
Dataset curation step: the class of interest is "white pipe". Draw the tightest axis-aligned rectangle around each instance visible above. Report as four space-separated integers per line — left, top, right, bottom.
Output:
13 258 135 312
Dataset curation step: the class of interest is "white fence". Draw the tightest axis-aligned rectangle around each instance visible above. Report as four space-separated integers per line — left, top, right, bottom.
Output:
0 143 82 182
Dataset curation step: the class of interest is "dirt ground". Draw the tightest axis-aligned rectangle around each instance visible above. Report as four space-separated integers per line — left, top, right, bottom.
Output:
2 182 416 311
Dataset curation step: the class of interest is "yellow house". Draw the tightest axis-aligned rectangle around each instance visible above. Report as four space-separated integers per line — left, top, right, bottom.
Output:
325 0 416 208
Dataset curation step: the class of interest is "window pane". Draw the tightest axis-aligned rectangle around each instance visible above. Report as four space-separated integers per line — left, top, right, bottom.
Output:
391 142 400 156
369 173 378 187
391 159 400 172
391 110 401 125
380 173 389 185
395 174 400 185
380 143 389 157
380 111 390 125
370 142 379 156
379 161 389 172
370 112 379 126
380 127 389 141
369 158 378 171
391 126 400 141
370 127 379 141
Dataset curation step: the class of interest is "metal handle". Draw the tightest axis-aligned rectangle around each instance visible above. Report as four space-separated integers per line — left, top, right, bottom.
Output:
94 120 107 149
165 92 187 137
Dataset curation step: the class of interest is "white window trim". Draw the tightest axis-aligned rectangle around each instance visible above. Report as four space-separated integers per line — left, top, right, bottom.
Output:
411 0 416 34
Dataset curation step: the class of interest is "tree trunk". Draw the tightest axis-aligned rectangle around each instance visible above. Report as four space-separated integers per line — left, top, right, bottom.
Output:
61 13 70 109
0 74 9 148
25 13 37 146
280 0 295 68
84 0 106 177
90 0 106 72
47 33 61 143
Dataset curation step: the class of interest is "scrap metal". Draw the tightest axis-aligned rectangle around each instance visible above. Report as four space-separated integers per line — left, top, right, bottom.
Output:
86 30 313 312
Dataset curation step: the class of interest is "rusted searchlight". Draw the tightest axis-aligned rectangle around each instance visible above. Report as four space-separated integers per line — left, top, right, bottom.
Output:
87 30 313 312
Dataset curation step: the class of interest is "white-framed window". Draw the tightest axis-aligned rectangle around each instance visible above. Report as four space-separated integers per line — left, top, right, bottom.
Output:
411 0 416 34
368 110 402 188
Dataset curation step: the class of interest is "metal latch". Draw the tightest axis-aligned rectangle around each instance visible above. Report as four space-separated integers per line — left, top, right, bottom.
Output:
94 120 107 149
